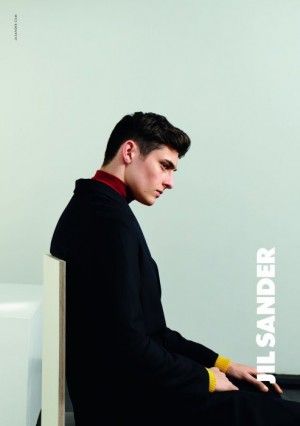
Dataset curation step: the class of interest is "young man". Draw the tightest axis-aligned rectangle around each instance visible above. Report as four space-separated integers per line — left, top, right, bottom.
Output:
50 112 300 425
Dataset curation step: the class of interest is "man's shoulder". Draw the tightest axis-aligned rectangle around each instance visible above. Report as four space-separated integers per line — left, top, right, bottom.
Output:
72 178 139 231
50 179 143 258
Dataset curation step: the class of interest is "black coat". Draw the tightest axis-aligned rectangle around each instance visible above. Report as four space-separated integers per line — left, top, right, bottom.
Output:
50 179 218 422
50 179 300 425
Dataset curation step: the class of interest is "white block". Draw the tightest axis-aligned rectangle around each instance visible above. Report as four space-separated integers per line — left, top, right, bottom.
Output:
0 284 42 426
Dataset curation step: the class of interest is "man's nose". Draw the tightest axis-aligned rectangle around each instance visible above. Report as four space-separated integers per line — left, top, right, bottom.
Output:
163 173 174 190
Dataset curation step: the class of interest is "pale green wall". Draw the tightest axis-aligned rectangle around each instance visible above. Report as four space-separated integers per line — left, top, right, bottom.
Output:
1 0 299 373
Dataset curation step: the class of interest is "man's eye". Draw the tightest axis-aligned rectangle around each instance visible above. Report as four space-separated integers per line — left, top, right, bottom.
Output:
160 163 167 170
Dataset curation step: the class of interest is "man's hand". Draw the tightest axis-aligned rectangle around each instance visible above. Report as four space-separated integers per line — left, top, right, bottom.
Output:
226 362 283 395
209 367 239 392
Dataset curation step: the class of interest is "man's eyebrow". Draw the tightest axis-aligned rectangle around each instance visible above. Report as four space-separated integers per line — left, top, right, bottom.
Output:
161 159 177 171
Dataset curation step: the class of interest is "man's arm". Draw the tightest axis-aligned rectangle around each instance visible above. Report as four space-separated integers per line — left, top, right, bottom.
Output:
161 327 219 367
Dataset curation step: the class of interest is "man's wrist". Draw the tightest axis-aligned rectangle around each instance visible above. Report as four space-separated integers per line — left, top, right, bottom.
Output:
215 355 231 373
205 367 216 392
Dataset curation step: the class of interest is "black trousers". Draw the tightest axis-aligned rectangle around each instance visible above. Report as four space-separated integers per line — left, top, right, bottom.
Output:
73 379 300 426
171 379 300 426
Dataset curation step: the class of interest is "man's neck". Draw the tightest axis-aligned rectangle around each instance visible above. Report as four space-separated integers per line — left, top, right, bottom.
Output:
100 165 125 184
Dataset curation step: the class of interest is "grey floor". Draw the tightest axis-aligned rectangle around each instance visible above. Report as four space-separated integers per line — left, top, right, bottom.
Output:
283 388 300 403
37 387 300 426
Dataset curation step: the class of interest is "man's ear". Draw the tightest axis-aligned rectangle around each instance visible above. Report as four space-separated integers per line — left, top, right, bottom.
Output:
122 140 139 165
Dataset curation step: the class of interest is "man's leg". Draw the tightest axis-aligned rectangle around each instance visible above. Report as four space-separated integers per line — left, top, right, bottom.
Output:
153 382 300 426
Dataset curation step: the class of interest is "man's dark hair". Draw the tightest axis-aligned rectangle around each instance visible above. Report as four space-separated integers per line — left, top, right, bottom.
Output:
102 112 191 166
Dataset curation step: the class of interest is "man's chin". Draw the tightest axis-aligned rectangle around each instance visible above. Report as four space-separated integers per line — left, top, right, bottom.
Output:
137 196 156 206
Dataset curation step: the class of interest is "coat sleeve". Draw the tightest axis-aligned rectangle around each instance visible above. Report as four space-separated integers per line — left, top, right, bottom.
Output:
94 220 211 398
161 327 219 368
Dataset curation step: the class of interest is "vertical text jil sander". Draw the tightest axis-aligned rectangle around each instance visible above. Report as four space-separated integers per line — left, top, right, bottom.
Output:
256 247 276 384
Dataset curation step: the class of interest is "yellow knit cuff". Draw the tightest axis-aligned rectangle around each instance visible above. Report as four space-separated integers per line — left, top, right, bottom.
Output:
205 368 216 393
215 355 231 373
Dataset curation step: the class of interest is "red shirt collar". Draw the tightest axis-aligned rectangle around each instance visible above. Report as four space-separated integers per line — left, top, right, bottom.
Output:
92 170 133 203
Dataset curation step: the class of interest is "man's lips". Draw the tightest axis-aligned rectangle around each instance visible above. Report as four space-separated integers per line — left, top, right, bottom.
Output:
155 190 163 197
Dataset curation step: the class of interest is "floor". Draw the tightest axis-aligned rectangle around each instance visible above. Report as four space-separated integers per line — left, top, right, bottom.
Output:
283 388 300 402
36 387 300 426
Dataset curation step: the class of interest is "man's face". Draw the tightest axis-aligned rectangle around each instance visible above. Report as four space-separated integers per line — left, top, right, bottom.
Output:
125 145 179 206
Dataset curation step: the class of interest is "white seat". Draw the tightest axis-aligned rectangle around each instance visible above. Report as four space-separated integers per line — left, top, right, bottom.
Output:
42 254 66 426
